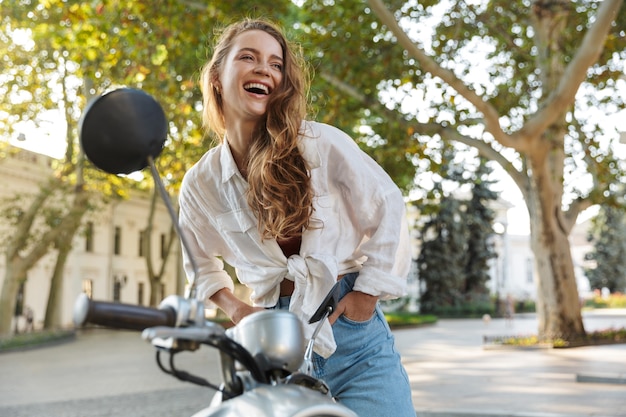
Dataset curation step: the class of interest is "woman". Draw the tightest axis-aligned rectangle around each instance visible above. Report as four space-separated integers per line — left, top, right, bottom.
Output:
179 18 415 416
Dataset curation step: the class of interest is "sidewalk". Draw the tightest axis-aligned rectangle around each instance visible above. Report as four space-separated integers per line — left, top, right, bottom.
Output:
0 309 624 417
394 309 626 417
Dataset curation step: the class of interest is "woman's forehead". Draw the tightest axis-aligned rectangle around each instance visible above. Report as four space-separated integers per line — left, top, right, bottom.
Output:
231 30 283 58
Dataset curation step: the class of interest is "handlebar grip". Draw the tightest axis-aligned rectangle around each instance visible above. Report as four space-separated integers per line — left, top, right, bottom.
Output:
73 293 176 331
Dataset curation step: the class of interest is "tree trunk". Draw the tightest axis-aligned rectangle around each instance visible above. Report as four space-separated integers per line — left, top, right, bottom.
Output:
42 70 91 329
44 244 70 330
528 156 585 341
0 259 28 337
144 187 176 307
521 0 586 343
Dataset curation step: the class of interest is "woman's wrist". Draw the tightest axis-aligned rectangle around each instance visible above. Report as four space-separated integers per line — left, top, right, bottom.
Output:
209 288 260 324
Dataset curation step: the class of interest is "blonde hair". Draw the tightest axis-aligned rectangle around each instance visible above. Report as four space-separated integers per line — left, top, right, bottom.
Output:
199 18 313 240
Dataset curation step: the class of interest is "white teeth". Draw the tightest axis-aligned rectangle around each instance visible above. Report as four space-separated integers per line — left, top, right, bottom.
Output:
244 83 269 94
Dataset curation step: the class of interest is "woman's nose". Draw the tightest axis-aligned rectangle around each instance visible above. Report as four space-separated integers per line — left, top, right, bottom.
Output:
254 62 270 76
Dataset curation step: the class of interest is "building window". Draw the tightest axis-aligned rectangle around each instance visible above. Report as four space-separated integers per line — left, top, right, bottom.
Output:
82 279 93 299
114 226 122 255
157 283 166 302
139 230 145 257
113 280 121 302
138 282 145 306
15 282 25 317
85 222 94 253
160 233 167 259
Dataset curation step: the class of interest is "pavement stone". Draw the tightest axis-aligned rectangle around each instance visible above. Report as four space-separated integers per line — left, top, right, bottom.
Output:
0 309 624 417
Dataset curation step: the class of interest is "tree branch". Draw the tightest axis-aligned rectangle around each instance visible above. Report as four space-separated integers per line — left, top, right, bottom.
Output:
519 0 624 139
321 67 532 201
367 0 515 149
444 128 530 200
8 179 57 258
21 188 90 267
562 196 594 233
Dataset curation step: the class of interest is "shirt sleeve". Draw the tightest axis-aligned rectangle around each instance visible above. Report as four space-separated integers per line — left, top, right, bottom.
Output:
314 122 411 299
178 170 235 303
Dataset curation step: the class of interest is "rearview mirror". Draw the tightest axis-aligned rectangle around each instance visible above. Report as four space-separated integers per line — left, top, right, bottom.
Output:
79 88 167 175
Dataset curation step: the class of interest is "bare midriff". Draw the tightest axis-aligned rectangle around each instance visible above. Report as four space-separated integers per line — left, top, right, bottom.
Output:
277 235 301 296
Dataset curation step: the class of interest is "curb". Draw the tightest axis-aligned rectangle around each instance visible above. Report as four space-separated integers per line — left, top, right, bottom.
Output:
415 410 604 417
576 372 626 384
0 330 76 354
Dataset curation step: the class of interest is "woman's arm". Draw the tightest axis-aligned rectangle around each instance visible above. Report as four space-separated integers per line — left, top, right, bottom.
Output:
210 288 264 324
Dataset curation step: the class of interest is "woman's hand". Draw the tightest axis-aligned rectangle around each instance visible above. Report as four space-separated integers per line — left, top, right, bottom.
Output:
328 291 378 325
230 303 264 324
210 288 263 324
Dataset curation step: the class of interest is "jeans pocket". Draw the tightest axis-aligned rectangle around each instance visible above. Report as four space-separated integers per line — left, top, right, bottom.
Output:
337 311 376 327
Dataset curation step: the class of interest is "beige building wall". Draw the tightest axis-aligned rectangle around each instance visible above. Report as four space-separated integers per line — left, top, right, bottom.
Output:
0 147 182 331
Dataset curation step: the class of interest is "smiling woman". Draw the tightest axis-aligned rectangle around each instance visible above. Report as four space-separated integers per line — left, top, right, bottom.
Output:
177 18 416 416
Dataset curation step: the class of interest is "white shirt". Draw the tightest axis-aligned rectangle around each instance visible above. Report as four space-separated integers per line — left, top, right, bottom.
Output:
178 120 411 357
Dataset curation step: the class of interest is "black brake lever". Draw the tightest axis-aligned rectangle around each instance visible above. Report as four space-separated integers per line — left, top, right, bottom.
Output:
309 281 342 324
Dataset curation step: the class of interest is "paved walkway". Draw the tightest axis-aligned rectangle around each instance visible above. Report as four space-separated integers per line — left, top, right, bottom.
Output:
0 309 624 416
394 309 626 417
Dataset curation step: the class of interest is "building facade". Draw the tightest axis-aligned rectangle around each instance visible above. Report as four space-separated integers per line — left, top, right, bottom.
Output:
0 147 182 331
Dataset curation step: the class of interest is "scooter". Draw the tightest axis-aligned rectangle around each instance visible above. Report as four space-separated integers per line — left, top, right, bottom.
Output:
74 88 358 417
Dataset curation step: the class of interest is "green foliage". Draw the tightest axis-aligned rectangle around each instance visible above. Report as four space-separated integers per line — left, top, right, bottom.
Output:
295 0 429 192
487 327 626 348
416 150 499 314
463 157 498 296
584 206 626 293
515 298 536 314
417 194 468 312
0 0 298 190
383 312 438 327
0 0 301 335
428 299 495 318
583 293 626 309
2 0 624 340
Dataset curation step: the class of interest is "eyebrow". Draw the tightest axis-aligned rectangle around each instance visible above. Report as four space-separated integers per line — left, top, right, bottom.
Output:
237 47 283 62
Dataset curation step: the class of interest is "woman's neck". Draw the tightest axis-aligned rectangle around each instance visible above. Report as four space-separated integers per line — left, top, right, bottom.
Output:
225 120 257 173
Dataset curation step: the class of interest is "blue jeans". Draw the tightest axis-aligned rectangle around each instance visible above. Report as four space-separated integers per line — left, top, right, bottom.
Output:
275 272 415 417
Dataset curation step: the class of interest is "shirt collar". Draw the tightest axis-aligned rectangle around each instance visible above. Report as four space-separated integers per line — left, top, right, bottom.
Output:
220 140 240 183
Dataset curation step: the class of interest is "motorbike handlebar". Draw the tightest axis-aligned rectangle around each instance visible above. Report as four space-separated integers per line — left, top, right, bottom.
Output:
73 293 176 331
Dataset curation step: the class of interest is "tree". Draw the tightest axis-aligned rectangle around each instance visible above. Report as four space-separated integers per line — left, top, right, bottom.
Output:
0 0 300 335
417 193 468 313
464 157 498 298
416 148 498 313
141 189 177 307
298 0 626 342
584 206 626 293
0 3 97 334
416 146 468 313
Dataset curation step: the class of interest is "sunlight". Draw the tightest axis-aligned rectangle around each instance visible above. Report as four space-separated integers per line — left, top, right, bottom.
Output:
8 110 67 159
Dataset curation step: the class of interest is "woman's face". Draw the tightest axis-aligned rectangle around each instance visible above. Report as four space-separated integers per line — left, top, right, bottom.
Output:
218 29 284 126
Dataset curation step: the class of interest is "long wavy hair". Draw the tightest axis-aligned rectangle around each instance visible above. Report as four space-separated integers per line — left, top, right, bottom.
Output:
199 18 314 240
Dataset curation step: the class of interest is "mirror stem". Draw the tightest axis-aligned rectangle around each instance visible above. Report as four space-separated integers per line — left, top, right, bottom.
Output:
147 156 199 299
